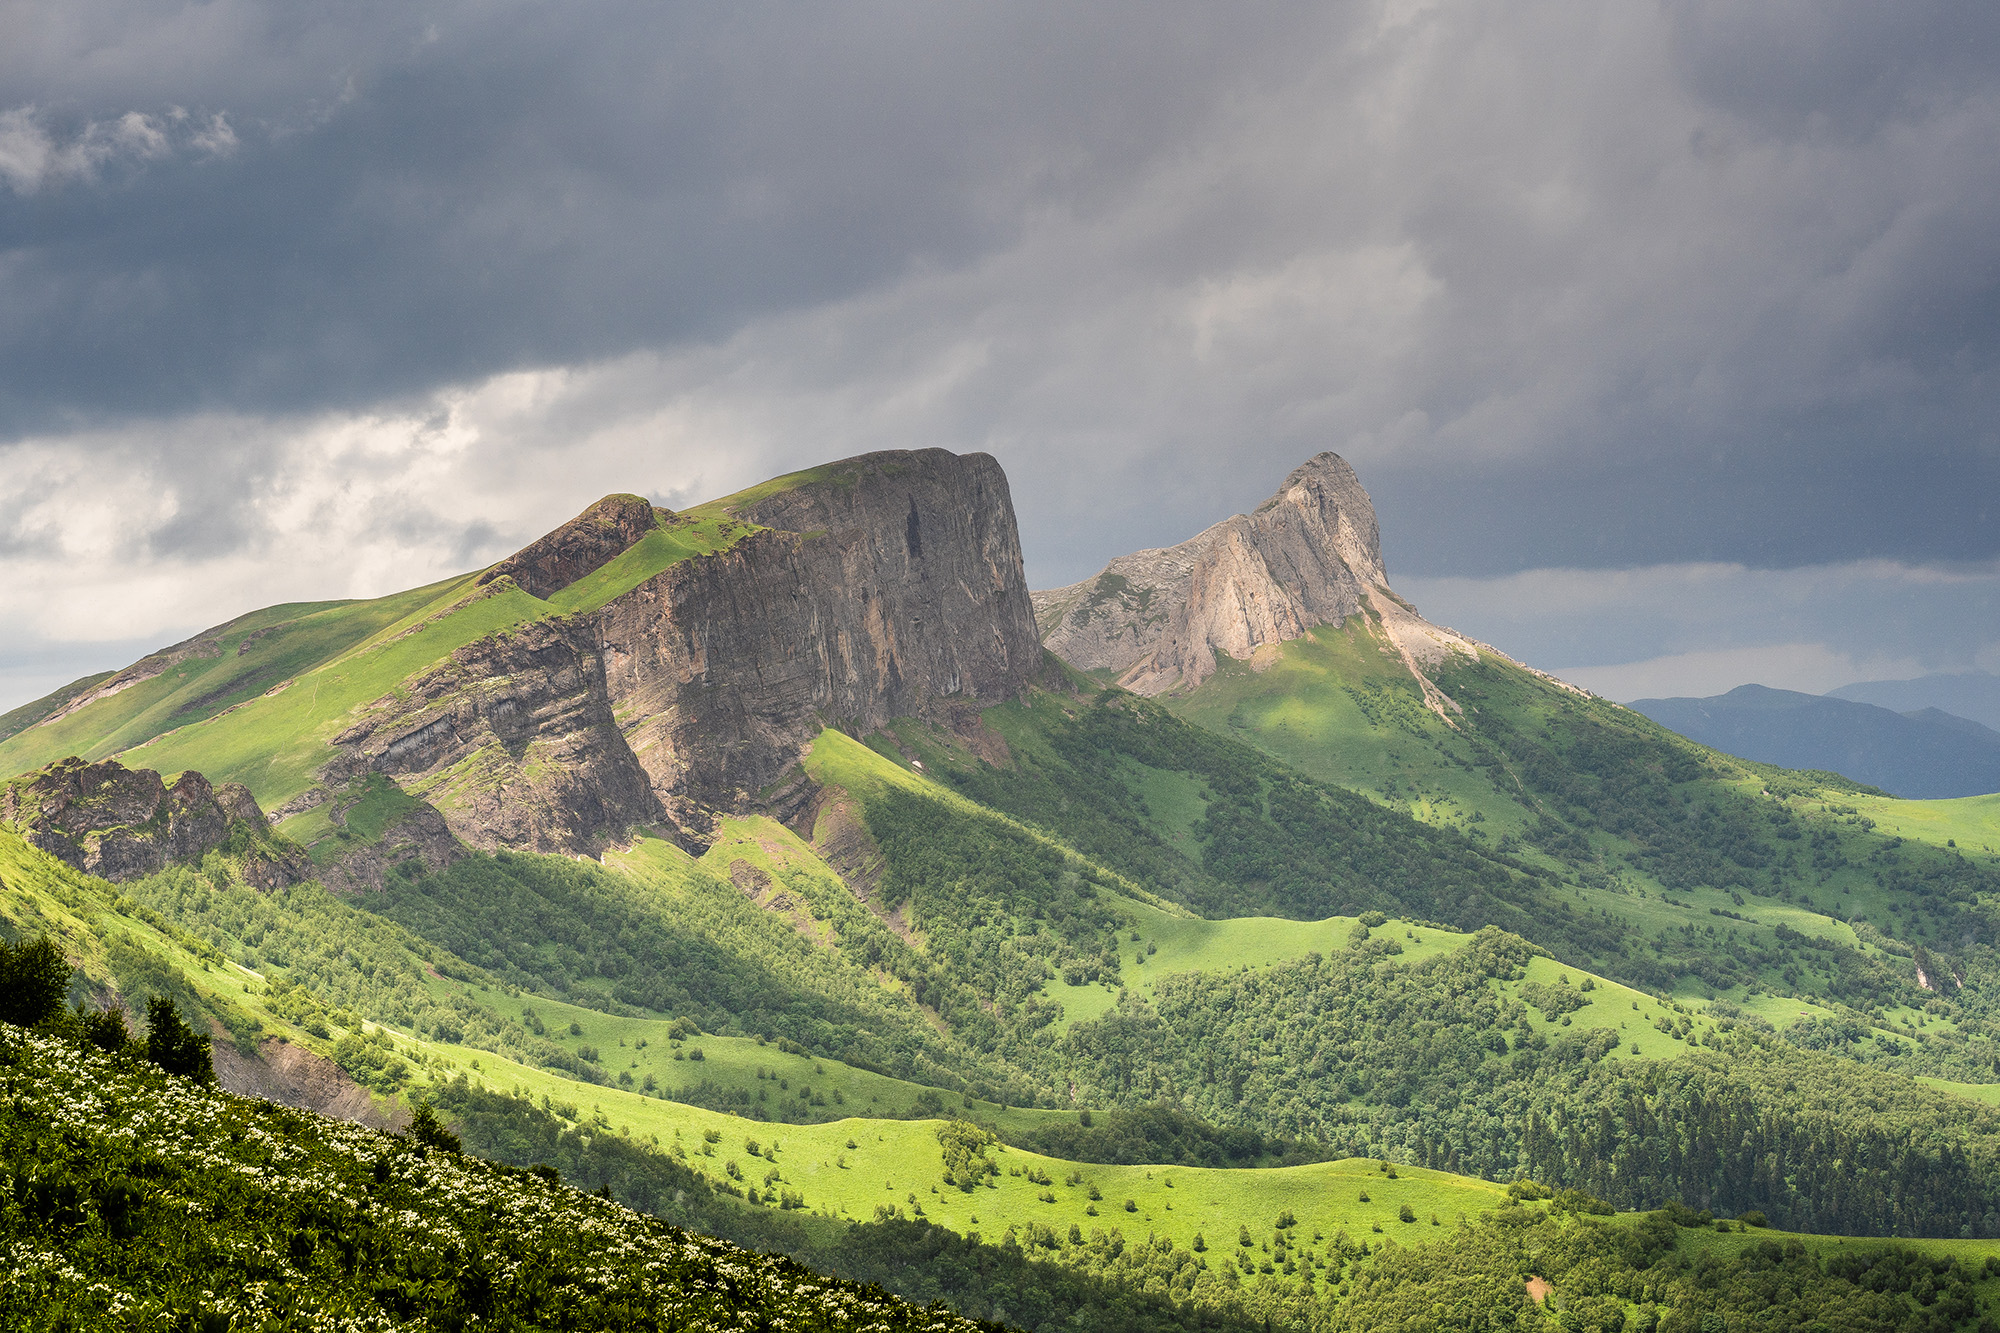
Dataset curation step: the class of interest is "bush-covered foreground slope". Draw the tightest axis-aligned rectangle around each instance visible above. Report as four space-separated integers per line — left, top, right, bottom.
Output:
0 1025 989 1333
15 1019 2000 1333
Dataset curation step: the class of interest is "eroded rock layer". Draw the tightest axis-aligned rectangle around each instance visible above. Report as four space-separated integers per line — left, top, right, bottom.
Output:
1 756 303 884
334 449 1041 851
1035 452 1390 694
476 492 660 600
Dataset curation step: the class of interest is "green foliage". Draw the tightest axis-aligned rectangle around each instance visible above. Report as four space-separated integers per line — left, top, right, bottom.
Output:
1057 927 2000 1236
0 933 69 1027
141 994 212 1083
406 1101 462 1155
939 691 1625 965
1327 1208 1981 1333
936 1119 999 1191
860 785 1127 1012
368 845 1007 1091
0 1028 988 1332
1017 1105 1333 1169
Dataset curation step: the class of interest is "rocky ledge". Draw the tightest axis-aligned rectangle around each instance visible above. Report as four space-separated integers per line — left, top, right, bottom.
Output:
2 756 307 885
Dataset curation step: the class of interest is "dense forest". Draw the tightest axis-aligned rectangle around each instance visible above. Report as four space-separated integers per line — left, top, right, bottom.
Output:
1056 928 2000 1237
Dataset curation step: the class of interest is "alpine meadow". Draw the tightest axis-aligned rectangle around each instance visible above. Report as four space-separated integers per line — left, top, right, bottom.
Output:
11 448 2000 1333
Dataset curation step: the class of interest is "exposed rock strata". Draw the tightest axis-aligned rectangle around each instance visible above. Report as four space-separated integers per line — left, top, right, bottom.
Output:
211 1034 404 1130
330 449 1041 852
1034 452 1518 713
2 756 306 884
477 493 659 600
313 806 466 894
333 617 667 855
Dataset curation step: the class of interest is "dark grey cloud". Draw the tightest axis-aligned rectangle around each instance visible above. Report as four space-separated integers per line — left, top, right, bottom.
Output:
4 0 2000 716
0 2 1303 429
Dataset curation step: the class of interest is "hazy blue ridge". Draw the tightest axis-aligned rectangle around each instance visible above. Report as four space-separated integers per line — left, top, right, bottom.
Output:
1831 671 2000 734
1629 684 2000 800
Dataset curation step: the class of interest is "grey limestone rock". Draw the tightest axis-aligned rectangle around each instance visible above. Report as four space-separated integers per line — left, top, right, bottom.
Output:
330 448 1042 852
1035 452 1386 694
1 755 304 884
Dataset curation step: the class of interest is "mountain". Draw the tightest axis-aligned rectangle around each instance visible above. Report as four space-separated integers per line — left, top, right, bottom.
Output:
1033 451 1541 717
1628 684 2000 800
1831 670 2000 734
0 449 1040 875
15 444 2000 1328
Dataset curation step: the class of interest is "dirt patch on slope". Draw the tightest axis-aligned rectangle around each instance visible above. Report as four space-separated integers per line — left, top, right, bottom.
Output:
211 1033 405 1131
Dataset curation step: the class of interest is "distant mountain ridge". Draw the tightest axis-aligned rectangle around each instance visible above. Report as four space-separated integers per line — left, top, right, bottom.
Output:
1627 683 2000 799
1830 670 2000 734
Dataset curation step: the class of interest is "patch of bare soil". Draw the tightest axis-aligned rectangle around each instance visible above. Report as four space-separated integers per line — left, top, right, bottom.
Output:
211 1032 406 1131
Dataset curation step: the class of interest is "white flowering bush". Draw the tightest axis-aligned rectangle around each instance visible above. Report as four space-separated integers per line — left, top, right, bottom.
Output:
0 1024 994 1332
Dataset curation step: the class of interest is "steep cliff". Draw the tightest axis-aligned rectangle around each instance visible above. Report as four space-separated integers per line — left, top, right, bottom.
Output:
1034 452 1489 712
1 756 306 884
329 449 1042 852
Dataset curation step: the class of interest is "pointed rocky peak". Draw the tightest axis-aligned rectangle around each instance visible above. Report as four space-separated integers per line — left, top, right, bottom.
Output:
479 493 662 601
1033 451 1502 711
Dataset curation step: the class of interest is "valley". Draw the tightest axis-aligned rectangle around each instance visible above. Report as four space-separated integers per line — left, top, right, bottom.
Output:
8 447 2000 1331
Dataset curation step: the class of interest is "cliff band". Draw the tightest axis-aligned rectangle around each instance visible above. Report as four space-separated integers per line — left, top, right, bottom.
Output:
329 449 1042 853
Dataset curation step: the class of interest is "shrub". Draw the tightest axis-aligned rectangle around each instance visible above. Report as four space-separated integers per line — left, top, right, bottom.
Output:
143 996 213 1084
79 1004 135 1054
407 1102 463 1154
0 935 71 1027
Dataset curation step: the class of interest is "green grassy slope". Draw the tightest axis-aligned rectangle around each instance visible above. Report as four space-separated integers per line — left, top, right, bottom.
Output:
1147 619 2000 1008
0 585 453 783
0 505 759 810
0 670 116 745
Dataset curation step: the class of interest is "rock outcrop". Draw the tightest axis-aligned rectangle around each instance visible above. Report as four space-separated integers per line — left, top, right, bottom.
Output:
1036 453 1386 692
1033 452 1510 713
476 492 660 600
1 756 306 884
330 449 1042 851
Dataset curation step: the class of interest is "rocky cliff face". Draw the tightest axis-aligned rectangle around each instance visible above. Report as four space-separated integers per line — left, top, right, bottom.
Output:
1033 452 1519 717
1036 453 1393 693
331 449 1042 853
1 756 305 884
476 493 659 600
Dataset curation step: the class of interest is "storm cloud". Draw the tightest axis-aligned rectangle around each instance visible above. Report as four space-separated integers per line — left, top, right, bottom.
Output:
3 0 1997 709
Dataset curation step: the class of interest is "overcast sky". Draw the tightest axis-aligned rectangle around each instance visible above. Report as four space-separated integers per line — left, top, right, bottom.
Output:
3 0 1997 712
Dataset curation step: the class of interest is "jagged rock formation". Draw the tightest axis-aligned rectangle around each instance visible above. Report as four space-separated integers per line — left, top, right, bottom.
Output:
1034 452 1500 713
476 492 659 600
331 449 1041 852
1 756 305 884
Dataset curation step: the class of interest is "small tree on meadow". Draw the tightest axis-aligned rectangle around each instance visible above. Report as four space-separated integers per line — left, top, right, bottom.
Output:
0 934 71 1028
144 995 214 1083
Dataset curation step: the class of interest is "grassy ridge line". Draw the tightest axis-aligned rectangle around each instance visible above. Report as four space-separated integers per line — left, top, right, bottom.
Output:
0 498 763 806
0 585 451 782
0 670 115 746
1848 791 2000 858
